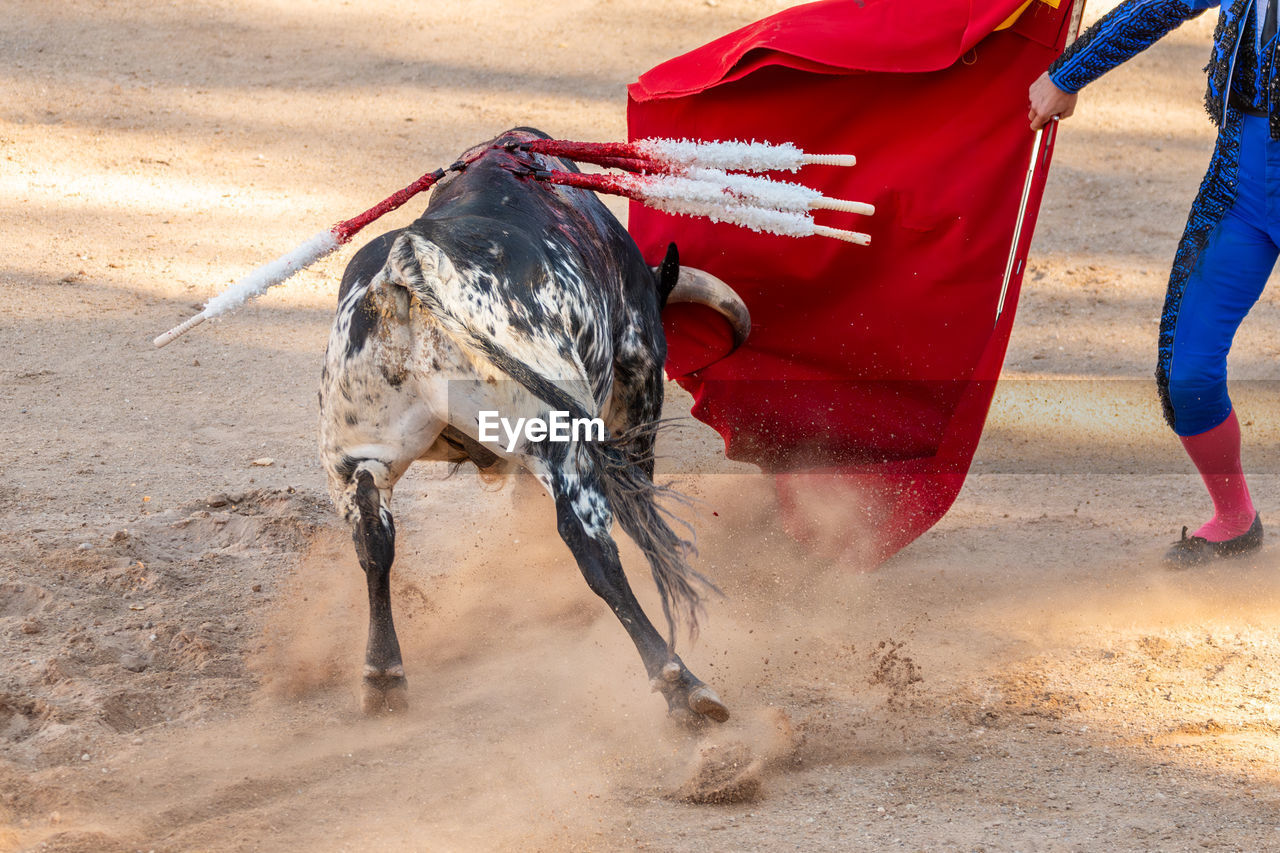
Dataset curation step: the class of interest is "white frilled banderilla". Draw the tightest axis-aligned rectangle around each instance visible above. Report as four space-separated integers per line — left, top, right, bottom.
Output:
153 134 871 348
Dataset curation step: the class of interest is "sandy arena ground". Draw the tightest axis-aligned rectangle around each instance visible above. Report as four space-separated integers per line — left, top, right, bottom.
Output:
5 1 1280 850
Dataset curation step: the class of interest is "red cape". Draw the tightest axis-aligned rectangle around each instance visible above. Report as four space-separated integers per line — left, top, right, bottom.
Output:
628 0 1076 562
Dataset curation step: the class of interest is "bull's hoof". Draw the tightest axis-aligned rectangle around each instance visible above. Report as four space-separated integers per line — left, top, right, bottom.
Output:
687 685 730 723
652 661 730 725
361 672 408 715
661 684 730 727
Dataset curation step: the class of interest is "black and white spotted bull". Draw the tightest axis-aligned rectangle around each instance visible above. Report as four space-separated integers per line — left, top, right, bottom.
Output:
318 128 749 723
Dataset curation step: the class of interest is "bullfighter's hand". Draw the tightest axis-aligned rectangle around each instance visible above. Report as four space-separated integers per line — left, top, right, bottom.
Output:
1029 72 1078 131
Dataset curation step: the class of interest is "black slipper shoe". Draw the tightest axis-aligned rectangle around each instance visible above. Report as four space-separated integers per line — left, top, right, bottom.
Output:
1164 513 1264 568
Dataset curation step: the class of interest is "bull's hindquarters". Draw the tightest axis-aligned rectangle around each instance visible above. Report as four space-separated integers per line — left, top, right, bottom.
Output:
318 128 731 725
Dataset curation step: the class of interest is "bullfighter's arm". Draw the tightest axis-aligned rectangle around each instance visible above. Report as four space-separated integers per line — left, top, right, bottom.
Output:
1049 0 1216 94
1030 0 1216 129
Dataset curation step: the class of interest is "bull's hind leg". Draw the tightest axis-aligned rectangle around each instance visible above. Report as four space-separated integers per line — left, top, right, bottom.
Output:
605 332 727 721
537 457 728 723
349 467 408 714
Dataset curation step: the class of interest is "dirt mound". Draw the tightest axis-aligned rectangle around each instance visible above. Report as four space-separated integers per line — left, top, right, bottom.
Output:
677 742 764 804
0 489 326 771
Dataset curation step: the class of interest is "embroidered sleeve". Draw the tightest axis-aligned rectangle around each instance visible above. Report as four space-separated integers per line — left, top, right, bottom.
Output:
1049 0 1210 94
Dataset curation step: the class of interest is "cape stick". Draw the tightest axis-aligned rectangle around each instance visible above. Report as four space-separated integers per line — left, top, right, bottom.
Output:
994 123 1046 327
994 2 1084 326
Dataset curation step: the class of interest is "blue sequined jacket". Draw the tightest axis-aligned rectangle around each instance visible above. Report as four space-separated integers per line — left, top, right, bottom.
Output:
1050 0 1278 138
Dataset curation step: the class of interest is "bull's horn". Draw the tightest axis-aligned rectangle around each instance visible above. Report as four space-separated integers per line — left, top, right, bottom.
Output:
660 266 751 351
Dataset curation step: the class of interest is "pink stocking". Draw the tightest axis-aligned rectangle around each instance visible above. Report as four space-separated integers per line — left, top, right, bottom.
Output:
1180 409 1256 542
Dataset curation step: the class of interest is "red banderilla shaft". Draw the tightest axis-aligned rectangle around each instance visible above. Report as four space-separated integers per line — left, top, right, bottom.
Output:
530 168 647 201
519 139 661 174
332 166 449 243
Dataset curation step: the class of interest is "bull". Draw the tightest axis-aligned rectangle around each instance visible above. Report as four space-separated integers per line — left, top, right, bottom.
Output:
318 128 749 723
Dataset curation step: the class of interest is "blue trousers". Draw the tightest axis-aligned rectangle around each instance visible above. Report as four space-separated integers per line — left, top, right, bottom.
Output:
1168 115 1280 437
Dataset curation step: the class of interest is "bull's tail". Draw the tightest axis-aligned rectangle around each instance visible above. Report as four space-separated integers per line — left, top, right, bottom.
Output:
389 234 716 646
595 422 717 646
